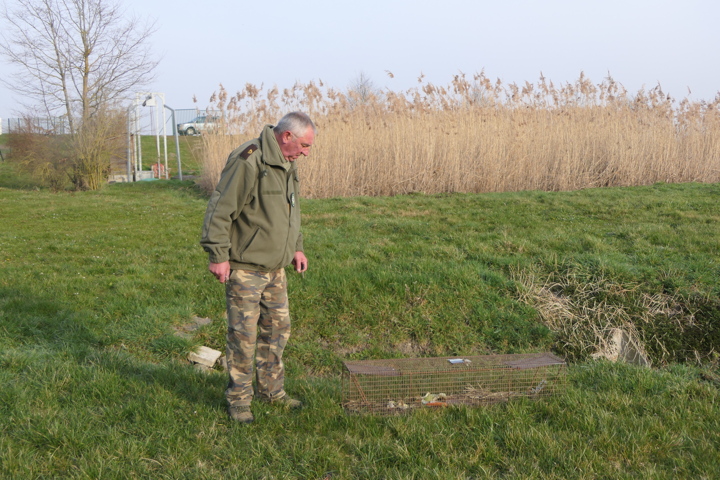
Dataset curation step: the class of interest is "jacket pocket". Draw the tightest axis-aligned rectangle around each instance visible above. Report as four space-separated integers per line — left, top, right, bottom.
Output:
239 226 260 261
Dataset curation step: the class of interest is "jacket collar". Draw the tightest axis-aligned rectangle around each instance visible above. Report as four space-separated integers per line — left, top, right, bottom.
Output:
260 124 291 170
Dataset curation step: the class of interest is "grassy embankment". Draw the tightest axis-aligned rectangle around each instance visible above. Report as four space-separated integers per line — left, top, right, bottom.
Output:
0 162 719 478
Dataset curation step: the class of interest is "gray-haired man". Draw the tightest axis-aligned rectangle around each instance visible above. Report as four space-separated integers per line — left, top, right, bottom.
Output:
201 112 315 423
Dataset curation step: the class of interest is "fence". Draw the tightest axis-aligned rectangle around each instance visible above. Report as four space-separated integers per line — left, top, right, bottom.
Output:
3 116 70 134
171 109 221 135
133 108 220 136
173 109 207 125
1 109 220 136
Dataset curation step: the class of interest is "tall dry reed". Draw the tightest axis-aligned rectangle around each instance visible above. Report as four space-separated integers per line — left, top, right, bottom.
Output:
197 73 720 198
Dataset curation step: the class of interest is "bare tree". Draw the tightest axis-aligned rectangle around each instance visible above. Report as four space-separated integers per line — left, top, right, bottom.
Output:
1 0 159 189
0 0 158 133
348 71 380 107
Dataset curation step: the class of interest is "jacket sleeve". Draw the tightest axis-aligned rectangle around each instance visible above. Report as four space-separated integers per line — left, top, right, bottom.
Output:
295 231 304 253
200 153 257 263
293 165 304 253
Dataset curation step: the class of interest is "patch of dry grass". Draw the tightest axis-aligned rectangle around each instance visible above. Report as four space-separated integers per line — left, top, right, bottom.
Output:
512 264 718 366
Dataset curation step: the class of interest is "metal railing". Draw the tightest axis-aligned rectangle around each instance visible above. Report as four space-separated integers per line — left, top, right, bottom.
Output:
3 116 70 134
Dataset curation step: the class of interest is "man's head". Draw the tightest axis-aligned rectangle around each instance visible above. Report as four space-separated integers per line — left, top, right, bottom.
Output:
274 112 316 162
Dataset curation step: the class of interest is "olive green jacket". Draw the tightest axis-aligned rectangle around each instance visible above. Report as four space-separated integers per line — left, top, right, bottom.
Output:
200 125 303 272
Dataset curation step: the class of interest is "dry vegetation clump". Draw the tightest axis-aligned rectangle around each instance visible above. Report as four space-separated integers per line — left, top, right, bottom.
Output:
512 265 720 366
197 72 720 197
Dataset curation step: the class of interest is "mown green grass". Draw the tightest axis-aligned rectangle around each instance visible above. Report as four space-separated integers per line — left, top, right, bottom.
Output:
1 161 719 478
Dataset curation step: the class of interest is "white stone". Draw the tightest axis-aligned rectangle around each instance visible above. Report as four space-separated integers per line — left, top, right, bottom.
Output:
591 328 651 367
188 346 223 368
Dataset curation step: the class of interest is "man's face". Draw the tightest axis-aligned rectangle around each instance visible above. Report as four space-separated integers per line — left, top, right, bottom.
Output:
278 127 315 162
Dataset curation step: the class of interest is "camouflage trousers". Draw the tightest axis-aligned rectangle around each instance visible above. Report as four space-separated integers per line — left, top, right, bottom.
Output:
225 268 291 407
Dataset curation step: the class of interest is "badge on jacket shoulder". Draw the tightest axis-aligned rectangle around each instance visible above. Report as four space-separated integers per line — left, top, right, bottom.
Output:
239 145 257 159
290 193 296 207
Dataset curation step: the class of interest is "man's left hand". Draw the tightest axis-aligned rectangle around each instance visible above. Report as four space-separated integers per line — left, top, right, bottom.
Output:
292 251 308 273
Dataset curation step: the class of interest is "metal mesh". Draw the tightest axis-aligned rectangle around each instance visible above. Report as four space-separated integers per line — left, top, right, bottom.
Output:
342 352 567 415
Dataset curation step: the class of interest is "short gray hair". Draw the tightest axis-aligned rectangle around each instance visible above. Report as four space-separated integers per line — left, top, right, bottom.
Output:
274 111 316 136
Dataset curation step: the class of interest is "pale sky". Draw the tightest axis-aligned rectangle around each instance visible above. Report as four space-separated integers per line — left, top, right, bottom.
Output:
1 0 719 118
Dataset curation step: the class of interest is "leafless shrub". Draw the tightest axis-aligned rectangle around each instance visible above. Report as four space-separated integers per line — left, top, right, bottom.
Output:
6 110 125 191
5 118 72 191
68 109 126 190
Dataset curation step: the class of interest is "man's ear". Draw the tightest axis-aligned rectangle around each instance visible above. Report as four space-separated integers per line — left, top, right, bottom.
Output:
281 131 293 144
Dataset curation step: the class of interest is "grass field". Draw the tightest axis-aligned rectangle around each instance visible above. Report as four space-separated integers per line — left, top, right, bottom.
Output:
1 162 719 478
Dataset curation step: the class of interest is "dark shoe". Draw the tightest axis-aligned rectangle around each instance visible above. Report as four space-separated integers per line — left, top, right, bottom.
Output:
228 405 254 423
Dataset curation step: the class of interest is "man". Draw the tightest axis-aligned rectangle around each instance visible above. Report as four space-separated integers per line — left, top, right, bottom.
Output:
200 111 315 424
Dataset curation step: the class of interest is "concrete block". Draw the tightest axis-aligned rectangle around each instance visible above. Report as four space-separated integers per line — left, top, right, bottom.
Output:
592 328 651 367
188 346 223 368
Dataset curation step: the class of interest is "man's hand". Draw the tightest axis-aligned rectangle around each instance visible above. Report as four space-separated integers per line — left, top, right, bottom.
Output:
292 251 308 273
209 261 231 283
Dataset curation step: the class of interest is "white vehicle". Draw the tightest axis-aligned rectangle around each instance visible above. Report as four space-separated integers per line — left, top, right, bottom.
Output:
177 115 218 135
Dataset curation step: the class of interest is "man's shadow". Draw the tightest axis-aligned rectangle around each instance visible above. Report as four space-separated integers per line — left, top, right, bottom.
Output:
0 285 225 410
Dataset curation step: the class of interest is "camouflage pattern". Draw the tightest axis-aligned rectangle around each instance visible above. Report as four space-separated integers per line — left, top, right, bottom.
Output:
225 268 291 407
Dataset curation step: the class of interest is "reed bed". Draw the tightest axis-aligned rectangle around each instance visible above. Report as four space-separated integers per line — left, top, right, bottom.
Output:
198 72 720 197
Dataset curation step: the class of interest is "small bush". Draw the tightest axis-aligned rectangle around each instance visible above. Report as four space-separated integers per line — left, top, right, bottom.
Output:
6 122 73 191
6 111 125 191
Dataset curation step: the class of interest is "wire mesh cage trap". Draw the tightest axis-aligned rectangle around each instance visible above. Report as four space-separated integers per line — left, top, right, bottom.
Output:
342 352 567 415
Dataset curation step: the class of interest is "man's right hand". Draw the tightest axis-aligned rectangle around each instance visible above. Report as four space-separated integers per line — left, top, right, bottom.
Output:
209 261 231 283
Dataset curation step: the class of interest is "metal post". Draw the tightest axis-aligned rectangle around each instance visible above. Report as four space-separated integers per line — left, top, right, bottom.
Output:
160 95 169 179
135 107 142 177
153 105 161 177
126 106 133 181
164 104 182 180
